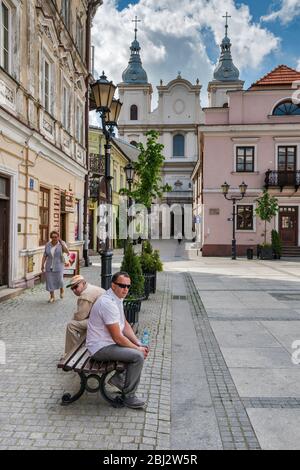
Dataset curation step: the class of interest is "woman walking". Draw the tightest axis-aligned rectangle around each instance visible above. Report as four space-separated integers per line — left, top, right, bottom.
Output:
41 231 69 303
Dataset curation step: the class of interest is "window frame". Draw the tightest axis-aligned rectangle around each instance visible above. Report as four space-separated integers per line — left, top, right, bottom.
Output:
61 0 70 30
76 100 84 145
43 57 51 113
130 104 138 121
273 100 300 116
236 146 255 173
236 204 255 232
173 134 185 158
0 0 11 73
76 16 83 57
277 145 297 172
39 187 50 246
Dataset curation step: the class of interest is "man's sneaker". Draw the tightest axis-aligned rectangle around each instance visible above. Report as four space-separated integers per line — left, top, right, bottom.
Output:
108 372 126 392
123 395 145 409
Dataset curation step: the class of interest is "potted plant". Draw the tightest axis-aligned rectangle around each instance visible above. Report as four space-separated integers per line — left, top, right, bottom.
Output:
255 190 279 260
139 241 163 295
120 242 144 326
271 229 282 259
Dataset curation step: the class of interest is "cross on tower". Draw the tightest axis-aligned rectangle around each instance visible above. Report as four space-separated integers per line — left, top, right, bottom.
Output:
132 16 141 40
222 12 231 36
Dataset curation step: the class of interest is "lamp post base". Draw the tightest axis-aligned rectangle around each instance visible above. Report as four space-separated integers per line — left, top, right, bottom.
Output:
231 239 236 260
100 250 113 290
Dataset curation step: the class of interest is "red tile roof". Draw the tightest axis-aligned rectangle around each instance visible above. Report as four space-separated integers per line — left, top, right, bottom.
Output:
250 65 300 88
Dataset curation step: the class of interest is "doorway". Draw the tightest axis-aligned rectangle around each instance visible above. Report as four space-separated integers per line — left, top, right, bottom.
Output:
0 176 10 286
279 206 298 246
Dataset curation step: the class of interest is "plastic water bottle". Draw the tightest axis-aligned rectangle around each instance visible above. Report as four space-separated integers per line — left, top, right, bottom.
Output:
141 328 149 347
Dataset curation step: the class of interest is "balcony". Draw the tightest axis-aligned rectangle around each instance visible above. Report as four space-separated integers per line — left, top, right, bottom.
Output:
89 154 104 176
265 170 300 191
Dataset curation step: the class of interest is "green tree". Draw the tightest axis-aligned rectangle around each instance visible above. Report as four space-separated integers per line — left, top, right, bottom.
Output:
120 130 171 208
255 189 279 245
120 242 144 298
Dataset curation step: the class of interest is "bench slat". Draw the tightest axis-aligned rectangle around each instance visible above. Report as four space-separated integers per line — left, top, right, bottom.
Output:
57 338 86 369
74 351 91 372
63 345 88 371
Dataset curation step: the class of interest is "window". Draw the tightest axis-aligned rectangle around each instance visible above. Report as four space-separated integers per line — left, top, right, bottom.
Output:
76 102 84 144
237 205 253 231
273 100 300 116
278 146 297 171
236 147 255 172
113 169 117 192
1 1 10 72
43 59 51 113
173 134 184 157
74 199 80 241
76 17 83 57
120 174 124 191
39 187 50 246
61 0 70 29
130 140 138 147
130 105 138 120
62 84 70 131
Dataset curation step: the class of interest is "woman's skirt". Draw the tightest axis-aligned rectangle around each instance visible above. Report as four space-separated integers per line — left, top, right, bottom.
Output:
45 270 64 292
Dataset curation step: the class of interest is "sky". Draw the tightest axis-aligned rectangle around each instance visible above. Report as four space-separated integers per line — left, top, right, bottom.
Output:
91 0 300 110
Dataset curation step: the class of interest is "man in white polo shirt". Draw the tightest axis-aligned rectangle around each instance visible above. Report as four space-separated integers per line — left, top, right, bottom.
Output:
86 271 149 409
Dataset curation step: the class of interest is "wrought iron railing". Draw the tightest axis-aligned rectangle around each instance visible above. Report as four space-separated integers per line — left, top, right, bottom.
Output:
265 170 300 190
89 154 104 175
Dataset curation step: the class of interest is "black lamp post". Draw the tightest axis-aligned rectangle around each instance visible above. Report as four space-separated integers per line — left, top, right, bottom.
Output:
124 162 135 249
91 72 122 290
221 181 248 260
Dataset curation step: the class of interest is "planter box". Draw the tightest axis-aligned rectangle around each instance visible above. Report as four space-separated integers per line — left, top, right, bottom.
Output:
123 299 142 326
143 273 156 299
258 246 273 260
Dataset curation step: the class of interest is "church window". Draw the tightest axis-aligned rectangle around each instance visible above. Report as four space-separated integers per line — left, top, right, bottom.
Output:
173 134 185 157
273 100 300 116
61 0 70 30
130 105 138 120
130 140 138 147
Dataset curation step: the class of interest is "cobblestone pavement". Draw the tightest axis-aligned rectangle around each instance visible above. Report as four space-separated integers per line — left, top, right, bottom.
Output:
0 265 171 450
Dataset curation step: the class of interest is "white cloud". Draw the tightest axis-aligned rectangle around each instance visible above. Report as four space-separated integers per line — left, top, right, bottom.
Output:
297 59 300 71
261 0 300 25
92 0 280 107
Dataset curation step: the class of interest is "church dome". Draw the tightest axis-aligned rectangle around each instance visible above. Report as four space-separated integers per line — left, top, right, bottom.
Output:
122 34 148 84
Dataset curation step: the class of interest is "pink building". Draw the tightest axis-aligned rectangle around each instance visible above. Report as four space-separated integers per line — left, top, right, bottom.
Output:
193 35 300 256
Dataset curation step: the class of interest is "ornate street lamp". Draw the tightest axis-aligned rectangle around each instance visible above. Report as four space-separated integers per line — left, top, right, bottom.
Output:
221 181 248 260
91 72 122 290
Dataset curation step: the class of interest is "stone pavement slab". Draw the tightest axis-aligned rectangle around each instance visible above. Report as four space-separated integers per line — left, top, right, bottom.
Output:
246 409 300 450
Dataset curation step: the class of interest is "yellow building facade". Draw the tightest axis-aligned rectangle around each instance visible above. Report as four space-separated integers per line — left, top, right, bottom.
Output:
0 0 101 287
88 127 139 251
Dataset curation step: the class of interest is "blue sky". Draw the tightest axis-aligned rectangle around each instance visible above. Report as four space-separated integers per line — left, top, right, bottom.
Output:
92 0 300 108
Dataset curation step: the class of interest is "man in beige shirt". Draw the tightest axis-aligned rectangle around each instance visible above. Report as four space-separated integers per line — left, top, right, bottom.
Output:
64 275 105 355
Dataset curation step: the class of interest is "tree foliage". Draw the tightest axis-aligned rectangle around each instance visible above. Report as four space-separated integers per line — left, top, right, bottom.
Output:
255 189 279 244
120 130 171 208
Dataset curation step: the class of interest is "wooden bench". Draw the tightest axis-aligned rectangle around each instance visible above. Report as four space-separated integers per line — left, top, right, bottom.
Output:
57 339 127 408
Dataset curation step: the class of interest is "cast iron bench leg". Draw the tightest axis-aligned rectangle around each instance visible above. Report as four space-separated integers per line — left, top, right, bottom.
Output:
99 371 125 408
61 371 87 406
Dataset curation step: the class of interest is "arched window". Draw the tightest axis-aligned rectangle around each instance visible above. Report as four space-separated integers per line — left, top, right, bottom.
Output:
130 140 138 147
273 100 300 116
173 134 185 157
130 105 138 120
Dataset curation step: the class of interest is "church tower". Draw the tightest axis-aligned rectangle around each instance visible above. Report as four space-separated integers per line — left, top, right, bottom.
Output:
118 17 152 145
208 13 244 107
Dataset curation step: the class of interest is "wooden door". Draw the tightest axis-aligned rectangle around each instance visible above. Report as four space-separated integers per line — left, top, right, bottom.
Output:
279 207 298 246
0 198 9 286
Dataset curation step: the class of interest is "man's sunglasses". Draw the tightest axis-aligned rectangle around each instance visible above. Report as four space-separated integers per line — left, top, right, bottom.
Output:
114 282 131 289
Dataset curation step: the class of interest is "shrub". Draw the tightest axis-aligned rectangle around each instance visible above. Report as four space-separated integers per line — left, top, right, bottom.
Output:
120 242 144 298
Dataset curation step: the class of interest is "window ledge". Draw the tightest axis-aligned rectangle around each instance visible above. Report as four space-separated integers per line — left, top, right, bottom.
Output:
231 171 259 175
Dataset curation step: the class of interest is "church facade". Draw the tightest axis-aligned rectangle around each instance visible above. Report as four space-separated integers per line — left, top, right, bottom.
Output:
117 22 203 237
